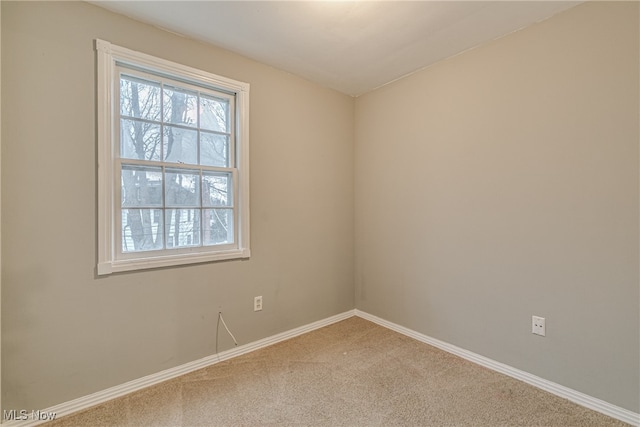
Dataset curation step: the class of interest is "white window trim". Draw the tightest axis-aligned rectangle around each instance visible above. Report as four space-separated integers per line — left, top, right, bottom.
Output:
96 39 250 275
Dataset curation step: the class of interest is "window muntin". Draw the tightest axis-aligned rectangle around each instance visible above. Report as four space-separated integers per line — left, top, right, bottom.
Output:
116 66 237 257
96 39 250 275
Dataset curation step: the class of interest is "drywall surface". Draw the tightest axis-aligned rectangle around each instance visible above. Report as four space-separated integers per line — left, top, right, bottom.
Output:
2 1 354 411
355 1 639 412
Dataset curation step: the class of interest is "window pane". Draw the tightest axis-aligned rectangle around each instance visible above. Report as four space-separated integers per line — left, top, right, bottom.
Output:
122 208 164 252
200 132 229 167
166 209 200 248
163 85 198 127
121 119 162 161
121 165 163 207
165 169 200 207
200 94 229 132
164 126 197 164
120 75 161 121
203 209 234 246
202 173 232 207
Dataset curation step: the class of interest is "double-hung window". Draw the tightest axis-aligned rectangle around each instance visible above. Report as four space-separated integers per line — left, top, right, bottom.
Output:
96 40 250 275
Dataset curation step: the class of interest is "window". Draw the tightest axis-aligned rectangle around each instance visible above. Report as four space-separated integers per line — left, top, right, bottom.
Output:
96 40 250 275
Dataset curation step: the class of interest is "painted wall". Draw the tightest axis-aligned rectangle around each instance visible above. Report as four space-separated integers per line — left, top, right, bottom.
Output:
2 0 638 417
355 1 639 412
1 2 354 410
0 1 3 415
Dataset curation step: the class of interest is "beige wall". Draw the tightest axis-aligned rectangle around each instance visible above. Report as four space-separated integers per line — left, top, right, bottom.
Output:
0 0 3 414
355 1 639 412
2 0 639 416
1 1 354 410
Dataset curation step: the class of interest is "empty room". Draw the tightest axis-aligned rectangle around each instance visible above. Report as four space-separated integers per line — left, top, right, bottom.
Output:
1 1 638 426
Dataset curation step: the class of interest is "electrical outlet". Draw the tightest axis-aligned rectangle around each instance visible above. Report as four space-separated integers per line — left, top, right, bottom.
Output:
254 296 263 312
532 316 546 336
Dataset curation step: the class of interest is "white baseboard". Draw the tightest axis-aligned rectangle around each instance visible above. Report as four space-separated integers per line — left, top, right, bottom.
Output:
4 309 638 426
1 310 355 427
355 309 640 427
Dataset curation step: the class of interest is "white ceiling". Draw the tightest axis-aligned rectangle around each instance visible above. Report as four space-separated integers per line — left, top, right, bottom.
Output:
92 1 581 96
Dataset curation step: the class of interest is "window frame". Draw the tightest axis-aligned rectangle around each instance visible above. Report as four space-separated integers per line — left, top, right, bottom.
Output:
96 39 250 275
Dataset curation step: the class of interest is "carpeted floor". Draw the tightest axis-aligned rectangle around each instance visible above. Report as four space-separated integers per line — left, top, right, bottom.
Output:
47 317 629 426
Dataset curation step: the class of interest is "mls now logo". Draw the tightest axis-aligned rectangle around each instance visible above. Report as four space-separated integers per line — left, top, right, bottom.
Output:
3 409 57 421
3 410 28 421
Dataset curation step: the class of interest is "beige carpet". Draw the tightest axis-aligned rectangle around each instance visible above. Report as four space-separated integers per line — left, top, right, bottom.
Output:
47 317 628 426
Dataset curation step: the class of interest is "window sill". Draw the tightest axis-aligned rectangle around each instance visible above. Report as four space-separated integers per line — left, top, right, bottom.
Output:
97 248 250 275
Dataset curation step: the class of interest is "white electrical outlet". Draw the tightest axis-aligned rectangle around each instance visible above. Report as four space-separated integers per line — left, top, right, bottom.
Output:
532 316 546 336
254 296 263 312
